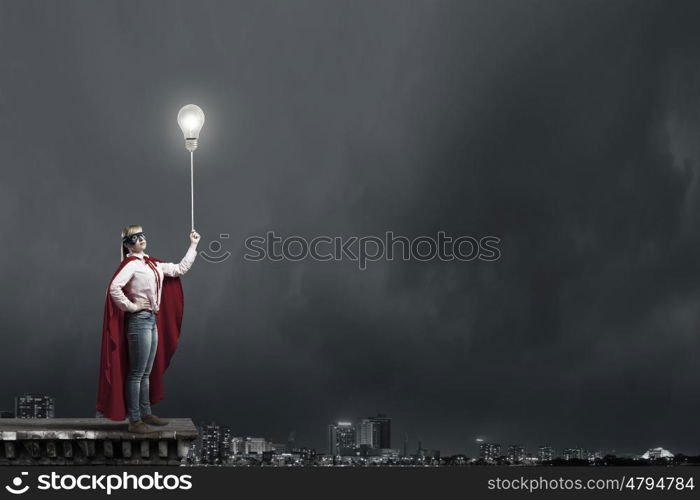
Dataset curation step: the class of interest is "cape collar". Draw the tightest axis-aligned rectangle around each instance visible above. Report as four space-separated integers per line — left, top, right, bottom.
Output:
126 252 150 260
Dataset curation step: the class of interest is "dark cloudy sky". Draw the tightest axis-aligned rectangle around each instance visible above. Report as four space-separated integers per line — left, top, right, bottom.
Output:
2 0 700 456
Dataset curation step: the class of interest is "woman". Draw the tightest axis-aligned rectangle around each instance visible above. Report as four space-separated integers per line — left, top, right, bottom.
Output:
96 225 200 433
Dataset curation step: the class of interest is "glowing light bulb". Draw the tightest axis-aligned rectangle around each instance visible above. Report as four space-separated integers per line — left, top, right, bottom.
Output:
177 104 205 152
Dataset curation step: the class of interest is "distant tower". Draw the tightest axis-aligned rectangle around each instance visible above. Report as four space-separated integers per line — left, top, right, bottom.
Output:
220 426 232 461
328 421 356 456
327 425 336 456
14 393 55 418
403 432 408 457
231 437 245 455
563 448 583 460
199 422 222 464
538 445 554 461
356 418 376 447
479 443 501 462
287 431 296 453
369 413 391 448
507 444 524 463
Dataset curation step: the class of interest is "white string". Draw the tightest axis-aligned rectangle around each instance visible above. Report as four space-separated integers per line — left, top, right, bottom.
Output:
190 150 194 231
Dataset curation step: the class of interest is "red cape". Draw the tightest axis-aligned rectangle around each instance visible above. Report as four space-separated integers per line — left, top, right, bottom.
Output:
95 255 184 421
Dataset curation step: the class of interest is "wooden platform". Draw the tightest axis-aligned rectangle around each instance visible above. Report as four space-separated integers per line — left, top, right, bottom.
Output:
0 418 198 466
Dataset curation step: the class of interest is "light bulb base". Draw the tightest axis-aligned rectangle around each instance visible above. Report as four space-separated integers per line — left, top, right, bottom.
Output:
185 138 198 152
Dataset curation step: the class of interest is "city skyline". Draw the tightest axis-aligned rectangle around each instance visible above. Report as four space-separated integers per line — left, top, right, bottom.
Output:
189 418 694 465
1 392 693 459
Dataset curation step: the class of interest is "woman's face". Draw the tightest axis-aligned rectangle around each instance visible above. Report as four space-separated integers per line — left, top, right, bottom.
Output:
125 231 147 254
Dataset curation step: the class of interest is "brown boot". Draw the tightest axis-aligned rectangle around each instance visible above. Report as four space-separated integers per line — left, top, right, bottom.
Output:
142 413 169 426
127 420 153 434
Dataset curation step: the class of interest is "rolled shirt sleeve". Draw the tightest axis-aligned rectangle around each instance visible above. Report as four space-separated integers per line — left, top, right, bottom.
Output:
109 261 139 312
159 244 198 277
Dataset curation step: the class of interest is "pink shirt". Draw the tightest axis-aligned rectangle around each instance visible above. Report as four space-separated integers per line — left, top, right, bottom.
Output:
109 244 198 314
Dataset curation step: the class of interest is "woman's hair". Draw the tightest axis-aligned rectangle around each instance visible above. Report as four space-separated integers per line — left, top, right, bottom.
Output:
121 224 143 261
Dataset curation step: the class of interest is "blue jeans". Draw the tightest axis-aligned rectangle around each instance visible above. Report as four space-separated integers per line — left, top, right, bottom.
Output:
125 310 158 422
